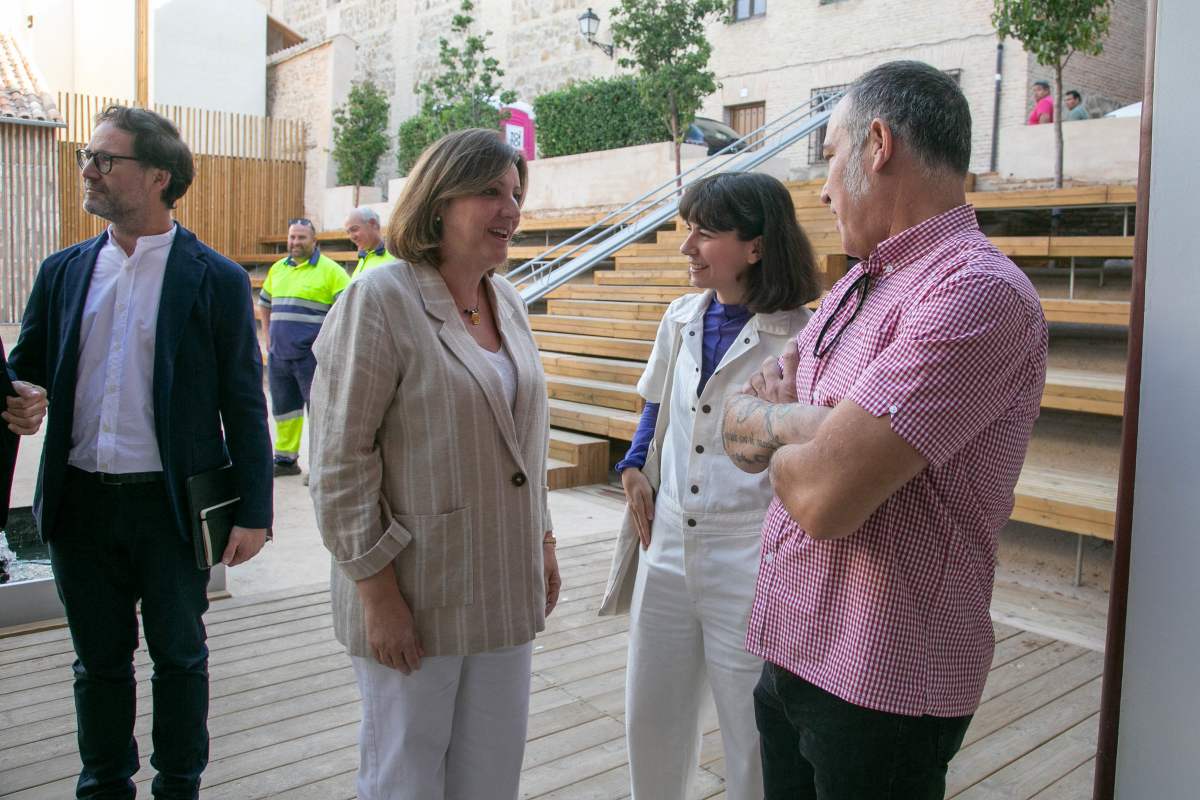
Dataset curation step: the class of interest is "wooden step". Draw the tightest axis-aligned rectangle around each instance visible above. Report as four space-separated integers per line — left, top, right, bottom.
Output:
1042 368 1125 416
1048 236 1134 259
1013 465 1116 540
545 457 577 491
540 352 645 385
530 314 658 341
234 251 359 265
546 299 669 322
549 398 640 440
595 270 691 287
547 284 700 303
1041 299 1129 326
532 331 653 360
614 255 686 270
547 429 610 489
547 374 643 413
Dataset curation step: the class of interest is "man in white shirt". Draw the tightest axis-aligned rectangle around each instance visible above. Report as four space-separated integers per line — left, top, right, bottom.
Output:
10 106 272 800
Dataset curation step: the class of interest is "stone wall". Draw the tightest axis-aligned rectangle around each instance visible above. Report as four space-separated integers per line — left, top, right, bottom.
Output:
267 35 357 226
266 0 1147 202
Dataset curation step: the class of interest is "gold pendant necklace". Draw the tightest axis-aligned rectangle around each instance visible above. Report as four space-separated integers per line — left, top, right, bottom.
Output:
463 306 481 325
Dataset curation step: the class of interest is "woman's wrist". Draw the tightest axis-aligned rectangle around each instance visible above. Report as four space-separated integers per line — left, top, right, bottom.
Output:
543 532 556 547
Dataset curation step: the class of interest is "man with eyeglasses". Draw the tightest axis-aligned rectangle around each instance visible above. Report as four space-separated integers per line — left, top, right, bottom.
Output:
257 218 349 478
9 105 272 800
722 61 1047 799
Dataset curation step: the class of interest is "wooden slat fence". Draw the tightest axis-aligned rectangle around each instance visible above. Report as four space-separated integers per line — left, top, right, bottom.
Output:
56 92 306 257
0 122 59 324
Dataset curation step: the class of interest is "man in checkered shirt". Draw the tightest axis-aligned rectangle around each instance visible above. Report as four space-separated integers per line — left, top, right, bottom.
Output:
722 61 1048 798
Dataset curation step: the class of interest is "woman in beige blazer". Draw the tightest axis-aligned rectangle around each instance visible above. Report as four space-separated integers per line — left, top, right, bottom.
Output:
308 129 560 800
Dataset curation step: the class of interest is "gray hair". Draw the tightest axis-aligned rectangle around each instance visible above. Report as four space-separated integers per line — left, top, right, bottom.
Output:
347 206 380 225
843 60 972 176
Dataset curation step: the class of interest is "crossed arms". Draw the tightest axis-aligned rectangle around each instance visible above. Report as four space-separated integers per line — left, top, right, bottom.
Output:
721 343 927 540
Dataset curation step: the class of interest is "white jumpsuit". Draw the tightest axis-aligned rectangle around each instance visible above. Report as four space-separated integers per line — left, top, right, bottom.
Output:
625 291 811 800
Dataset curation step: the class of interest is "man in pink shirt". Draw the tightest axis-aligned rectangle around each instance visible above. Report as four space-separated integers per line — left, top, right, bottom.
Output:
722 61 1047 798
1028 79 1054 124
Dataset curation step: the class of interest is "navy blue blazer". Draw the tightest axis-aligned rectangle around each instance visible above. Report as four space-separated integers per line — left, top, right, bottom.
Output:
9 225 273 542
0 341 17 530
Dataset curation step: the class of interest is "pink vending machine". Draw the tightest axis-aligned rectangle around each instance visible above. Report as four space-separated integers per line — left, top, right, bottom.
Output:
501 102 536 161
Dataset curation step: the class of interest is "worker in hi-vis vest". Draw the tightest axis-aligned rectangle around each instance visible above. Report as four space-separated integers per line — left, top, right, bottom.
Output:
345 206 392 279
257 218 349 478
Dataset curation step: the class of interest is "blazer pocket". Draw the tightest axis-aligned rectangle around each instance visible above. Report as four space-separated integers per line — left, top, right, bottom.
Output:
394 507 473 610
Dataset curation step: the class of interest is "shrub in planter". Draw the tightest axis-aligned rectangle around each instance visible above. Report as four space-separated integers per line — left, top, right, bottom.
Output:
534 76 665 158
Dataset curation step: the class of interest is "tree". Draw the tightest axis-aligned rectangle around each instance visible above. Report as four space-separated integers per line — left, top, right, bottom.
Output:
331 80 390 187
993 0 1113 188
609 0 728 184
397 0 516 173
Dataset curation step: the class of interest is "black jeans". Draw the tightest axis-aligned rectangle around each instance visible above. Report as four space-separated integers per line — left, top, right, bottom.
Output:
754 661 972 800
49 468 212 800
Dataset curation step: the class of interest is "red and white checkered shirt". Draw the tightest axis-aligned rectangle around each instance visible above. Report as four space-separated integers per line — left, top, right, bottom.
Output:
746 205 1048 717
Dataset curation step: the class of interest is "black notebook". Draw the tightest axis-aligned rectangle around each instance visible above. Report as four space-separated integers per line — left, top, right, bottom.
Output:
186 464 241 569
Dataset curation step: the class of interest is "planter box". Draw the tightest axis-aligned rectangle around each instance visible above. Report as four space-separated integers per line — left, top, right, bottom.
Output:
0 507 226 632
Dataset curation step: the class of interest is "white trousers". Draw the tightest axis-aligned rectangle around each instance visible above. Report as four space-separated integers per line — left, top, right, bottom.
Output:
626 506 765 800
351 641 534 800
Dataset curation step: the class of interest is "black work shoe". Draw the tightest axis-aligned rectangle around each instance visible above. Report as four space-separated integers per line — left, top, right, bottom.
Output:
273 461 302 477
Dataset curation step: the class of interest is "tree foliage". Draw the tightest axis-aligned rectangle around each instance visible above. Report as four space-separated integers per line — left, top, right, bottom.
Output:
609 0 727 179
534 76 666 158
993 0 1113 187
331 80 390 186
396 0 516 174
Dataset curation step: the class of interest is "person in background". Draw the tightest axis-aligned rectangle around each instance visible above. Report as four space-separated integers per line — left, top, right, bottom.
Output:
723 61 1047 799
345 206 392 279
308 128 560 800
258 218 349 478
1065 90 1090 121
613 172 820 800
10 105 271 800
1028 79 1054 124
1 341 47 527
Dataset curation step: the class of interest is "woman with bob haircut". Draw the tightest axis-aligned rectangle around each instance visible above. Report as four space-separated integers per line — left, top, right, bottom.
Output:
308 128 560 800
605 172 820 799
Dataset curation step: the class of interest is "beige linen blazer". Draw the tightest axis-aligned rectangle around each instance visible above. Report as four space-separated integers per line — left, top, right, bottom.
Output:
309 259 553 658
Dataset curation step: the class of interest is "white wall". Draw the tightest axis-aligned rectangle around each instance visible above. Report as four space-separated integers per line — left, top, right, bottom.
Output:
995 116 1141 183
151 0 267 114
73 0 136 98
1113 2 1200 796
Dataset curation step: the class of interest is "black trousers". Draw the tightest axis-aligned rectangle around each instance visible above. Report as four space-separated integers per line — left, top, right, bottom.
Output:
49 468 211 800
754 661 973 800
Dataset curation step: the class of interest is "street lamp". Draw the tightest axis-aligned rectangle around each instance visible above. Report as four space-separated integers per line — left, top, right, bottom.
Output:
577 7 614 58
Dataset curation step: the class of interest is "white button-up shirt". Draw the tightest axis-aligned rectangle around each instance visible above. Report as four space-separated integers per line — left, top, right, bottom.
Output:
68 224 177 474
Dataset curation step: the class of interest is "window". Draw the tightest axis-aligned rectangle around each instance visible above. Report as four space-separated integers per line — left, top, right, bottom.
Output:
733 0 766 21
808 83 849 164
808 70 963 164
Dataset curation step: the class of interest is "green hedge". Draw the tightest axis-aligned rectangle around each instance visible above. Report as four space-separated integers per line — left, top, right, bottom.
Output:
533 76 666 158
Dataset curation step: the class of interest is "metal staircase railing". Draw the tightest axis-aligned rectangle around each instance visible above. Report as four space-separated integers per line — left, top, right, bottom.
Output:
510 92 843 304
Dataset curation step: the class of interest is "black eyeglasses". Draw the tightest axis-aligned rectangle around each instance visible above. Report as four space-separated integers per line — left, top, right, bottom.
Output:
812 271 872 359
75 148 142 174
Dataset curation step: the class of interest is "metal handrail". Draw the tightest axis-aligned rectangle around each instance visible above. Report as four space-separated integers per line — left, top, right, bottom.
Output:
511 92 842 304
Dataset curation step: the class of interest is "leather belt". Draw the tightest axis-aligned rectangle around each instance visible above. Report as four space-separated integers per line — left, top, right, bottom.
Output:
68 467 165 486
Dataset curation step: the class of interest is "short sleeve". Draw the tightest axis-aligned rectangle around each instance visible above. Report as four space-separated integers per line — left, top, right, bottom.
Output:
330 261 351 300
635 311 679 404
258 266 275 307
846 273 1044 467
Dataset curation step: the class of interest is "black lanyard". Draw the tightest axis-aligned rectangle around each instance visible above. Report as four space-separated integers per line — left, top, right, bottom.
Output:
812 271 873 360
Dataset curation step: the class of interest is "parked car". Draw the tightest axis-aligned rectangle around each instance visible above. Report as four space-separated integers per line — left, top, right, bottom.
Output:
684 116 747 156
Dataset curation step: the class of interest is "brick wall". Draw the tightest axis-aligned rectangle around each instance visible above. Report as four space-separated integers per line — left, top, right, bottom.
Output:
1027 0 1147 118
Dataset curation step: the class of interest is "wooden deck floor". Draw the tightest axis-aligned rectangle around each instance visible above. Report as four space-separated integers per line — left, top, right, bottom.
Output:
0 531 1101 799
